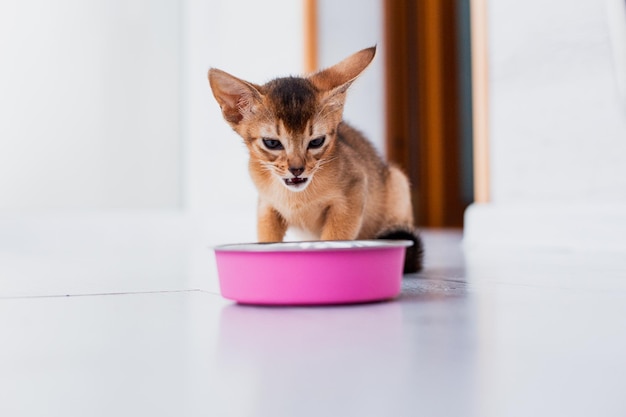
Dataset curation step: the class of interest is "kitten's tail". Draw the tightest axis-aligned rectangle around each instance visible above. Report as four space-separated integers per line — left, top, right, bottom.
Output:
376 227 424 274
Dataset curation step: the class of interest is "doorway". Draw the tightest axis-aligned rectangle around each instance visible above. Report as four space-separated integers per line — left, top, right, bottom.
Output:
384 0 475 228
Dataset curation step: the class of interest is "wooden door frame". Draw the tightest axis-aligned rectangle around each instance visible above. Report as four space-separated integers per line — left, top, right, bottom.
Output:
470 0 490 203
303 0 319 74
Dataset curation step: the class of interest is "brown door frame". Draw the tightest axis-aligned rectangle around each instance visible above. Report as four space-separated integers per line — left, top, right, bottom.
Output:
303 0 319 74
470 0 490 203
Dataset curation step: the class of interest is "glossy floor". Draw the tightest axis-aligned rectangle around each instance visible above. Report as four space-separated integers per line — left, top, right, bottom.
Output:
1 214 625 417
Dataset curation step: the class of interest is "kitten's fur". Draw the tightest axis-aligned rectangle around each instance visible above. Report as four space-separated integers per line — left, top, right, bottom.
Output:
208 46 423 272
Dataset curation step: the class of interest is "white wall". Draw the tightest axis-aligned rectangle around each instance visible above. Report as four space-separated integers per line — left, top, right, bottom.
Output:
489 0 626 204
0 0 181 210
0 0 304 217
465 0 626 252
318 0 385 155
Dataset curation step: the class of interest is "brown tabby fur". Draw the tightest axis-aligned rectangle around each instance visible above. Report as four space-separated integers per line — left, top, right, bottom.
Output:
208 46 423 272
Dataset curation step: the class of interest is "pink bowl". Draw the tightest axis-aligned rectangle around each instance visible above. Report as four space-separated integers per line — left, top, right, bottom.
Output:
214 240 412 305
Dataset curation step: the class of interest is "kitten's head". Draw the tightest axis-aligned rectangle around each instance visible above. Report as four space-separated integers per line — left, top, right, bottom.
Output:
208 46 375 192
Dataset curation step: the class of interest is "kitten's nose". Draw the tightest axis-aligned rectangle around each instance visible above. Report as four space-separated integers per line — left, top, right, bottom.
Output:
288 166 305 177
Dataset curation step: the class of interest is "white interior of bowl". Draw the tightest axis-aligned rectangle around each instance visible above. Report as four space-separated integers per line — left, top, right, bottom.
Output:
214 240 413 252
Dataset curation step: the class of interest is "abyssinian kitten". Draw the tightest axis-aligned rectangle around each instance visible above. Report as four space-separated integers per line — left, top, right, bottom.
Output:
208 46 423 273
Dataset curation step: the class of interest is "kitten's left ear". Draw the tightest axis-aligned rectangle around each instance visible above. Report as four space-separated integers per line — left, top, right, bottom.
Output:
208 68 263 126
308 46 376 91
308 46 376 111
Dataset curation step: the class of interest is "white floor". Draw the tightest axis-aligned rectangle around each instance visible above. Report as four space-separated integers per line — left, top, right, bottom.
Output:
1 212 626 417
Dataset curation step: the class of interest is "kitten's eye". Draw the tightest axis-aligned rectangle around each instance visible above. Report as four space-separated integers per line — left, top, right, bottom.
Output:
262 138 284 150
308 136 326 149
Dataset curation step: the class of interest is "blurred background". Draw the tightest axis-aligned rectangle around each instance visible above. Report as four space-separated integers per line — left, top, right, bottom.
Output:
1 0 625 248
0 0 474 228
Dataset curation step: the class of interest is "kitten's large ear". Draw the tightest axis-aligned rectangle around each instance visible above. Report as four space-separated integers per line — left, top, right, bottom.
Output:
308 46 376 111
208 69 263 125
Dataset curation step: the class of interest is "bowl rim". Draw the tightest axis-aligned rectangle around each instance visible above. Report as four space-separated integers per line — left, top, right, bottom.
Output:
213 239 414 253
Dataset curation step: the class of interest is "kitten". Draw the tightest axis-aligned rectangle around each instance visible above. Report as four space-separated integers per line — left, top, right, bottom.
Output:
208 46 423 273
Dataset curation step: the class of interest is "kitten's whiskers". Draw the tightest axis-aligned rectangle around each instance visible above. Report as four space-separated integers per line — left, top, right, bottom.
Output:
258 161 279 175
313 156 338 174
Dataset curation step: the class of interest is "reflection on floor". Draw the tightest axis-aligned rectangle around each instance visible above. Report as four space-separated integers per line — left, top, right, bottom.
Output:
1 222 625 417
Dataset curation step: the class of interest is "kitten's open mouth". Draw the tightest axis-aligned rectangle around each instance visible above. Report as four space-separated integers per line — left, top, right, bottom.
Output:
284 177 308 187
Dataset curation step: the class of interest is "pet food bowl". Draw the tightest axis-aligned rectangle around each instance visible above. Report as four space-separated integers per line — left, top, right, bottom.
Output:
213 240 413 305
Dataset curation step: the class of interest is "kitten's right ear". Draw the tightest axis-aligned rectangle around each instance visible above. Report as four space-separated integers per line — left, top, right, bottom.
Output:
208 69 263 125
